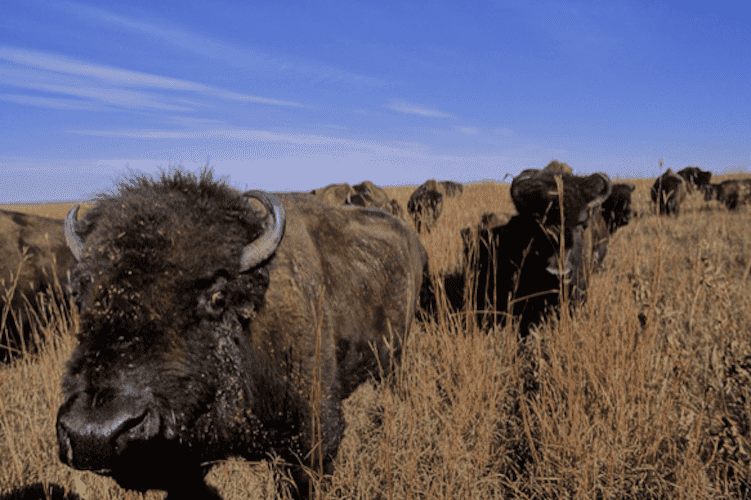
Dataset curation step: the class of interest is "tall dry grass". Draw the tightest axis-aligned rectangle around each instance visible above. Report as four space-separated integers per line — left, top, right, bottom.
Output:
2 176 751 499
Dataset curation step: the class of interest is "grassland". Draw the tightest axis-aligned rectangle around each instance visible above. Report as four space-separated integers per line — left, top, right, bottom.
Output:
1 174 750 499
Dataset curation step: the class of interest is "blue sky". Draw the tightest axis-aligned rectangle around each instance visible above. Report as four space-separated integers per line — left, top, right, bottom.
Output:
1 0 749 203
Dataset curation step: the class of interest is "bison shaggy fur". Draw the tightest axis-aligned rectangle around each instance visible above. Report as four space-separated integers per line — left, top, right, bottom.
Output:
56 169 428 499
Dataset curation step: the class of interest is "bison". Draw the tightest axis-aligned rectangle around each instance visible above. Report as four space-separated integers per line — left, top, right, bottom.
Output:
677 166 712 193
707 179 751 209
703 182 722 202
407 189 443 233
348 180 406 220
407 178 465 233
543 159 573 175
0 209 76 362
310 182 355 207
600 183 636 233
651 169 687 216
311 181 405 220
439 180 463 198
448 168 611 336
56 169 428 499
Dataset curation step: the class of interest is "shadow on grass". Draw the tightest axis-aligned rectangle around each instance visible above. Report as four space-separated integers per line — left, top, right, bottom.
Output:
0 483 81 500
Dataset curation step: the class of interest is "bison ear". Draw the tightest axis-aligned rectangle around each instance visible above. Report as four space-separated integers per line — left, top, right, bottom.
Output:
627 183 636 192
510 169 547 215
577 173 612 223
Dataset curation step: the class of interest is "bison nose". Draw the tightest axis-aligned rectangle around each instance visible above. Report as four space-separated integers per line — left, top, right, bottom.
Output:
56 392 160 471
546 253 571 277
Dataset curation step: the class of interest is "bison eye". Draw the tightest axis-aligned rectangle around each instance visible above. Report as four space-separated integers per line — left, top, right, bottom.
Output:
199 277 229 317
211 291 226 309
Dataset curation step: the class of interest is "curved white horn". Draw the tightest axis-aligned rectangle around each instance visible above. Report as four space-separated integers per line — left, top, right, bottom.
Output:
64 206 84 261
239 191 286 272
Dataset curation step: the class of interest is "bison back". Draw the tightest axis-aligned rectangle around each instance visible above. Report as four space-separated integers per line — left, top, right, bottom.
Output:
253 193 426 399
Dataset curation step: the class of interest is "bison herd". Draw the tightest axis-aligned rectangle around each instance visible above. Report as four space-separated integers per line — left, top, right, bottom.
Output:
0 161 746 499
651 166 750 214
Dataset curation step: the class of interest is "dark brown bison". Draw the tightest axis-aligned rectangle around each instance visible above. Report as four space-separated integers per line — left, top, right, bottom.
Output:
448 168 611 336
407 189 443 233
600 183 636 233
439 180 463 198
406 179 462 233
0 209 75 362
706 179 751 209
677 166 712 193
56 169 428 499
651 169 687 216
703 182 722 201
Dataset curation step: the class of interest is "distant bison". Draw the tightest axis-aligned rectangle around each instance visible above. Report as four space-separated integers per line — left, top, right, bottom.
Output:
310 182 356 207
407 179 461 233
543 159 573 175
706 179 751 209
677 166 712 193
651 169 687 216
348 180 405 220
439 180 463 198
450 168 611 336
56 169 427 499
703 182 722 202
407 186 444 233
0 209 75 362
349 180 390 207
600 183 636 233
312 181 405 220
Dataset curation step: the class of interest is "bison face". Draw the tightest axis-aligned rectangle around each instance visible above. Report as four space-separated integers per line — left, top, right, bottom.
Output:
58 270 263 491
510 169 612 274
57 190 285 495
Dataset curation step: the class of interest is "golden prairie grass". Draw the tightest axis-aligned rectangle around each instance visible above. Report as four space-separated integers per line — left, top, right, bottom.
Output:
2 176 751 499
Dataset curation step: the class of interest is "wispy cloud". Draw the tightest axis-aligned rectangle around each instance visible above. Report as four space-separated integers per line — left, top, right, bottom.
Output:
57 1 383 87
0 93 102 110
457 126 479 134
68 128 379 149
0 47 303 111
387 100 453 118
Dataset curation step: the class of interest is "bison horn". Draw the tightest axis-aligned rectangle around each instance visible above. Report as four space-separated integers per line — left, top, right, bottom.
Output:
239 191 286 272
64 206 84 261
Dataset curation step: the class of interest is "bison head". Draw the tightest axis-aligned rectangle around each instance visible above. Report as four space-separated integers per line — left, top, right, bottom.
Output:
510 168 612 278
57 171 286 496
